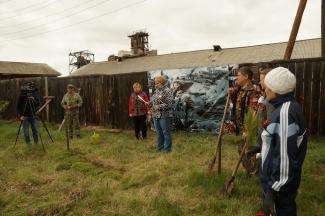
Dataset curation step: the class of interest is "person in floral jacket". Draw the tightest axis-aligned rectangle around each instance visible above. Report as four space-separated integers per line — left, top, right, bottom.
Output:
151 76 173 153
228 66 263 174
228 66 263 135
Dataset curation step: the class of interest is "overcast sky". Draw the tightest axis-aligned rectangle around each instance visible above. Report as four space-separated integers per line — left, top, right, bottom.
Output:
0 0 321 76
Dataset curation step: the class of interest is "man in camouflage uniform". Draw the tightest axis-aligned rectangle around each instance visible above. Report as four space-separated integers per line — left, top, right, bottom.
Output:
228 66 263 174
61 84 83 139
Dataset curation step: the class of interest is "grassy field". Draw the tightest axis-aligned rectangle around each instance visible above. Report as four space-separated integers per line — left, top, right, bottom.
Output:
0 121 324 216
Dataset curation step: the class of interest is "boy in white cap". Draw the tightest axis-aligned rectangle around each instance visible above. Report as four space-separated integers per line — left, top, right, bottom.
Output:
258 67 307 216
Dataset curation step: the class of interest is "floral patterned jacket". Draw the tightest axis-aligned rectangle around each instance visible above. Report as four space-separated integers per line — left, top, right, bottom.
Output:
151 85 173 118
231 82 263 134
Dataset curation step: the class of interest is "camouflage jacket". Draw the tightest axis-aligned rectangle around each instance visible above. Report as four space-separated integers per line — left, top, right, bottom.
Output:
151 85 173 118
61 92 83 113
231 82 262 134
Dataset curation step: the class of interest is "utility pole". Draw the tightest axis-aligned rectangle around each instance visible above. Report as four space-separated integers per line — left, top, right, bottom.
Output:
284 0 308 60
321 0 325 57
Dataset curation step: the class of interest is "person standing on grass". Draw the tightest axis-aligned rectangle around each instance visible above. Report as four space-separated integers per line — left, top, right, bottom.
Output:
16 82 40 145
61 84 83 139
228 66 263 174
228 66 263 135
151 76 173 153
258 67 307 216
258 67 275 121
246 67 275 156
129 82 150 140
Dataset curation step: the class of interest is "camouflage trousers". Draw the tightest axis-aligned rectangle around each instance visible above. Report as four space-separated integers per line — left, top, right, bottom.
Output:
65 110 80 138
236 136 260 175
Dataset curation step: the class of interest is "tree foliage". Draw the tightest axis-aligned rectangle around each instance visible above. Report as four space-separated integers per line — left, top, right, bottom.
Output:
244 109 260 147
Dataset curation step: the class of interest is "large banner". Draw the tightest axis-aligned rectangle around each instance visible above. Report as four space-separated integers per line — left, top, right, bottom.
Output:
148 65 238 132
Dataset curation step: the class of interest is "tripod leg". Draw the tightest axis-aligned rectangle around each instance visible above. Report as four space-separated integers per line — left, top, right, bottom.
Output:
66 128 70 151
27 99 45 152
29 99 54 144
38 132 46 152
15 94 29 148
14 120 23 148
38 114 54 143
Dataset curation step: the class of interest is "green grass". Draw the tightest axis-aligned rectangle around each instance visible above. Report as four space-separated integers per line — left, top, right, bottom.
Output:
0 120 324 215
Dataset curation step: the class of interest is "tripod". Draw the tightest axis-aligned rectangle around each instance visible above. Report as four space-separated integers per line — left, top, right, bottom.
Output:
14 96 54 152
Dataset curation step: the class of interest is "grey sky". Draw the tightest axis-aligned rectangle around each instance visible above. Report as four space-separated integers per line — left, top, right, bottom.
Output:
0 0 321 76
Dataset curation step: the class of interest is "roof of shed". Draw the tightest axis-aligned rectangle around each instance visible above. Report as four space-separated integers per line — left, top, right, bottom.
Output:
0 61 61 78
71 38 321 76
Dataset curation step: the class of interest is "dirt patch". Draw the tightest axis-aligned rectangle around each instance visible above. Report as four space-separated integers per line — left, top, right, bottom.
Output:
69 149 126 174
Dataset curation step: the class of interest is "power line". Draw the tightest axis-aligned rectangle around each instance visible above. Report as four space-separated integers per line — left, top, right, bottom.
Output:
0 1 53 14
0 0 104 28
0 0 57 19
1 0 114 36
0 0 16 5
0 0 149 45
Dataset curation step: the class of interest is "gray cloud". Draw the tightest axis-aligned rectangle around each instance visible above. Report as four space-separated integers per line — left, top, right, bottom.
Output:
0 0 321 76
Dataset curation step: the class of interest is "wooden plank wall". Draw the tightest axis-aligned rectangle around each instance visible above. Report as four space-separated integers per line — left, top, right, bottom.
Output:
0 77 45 120
258 57 325 136
1 58 325 135
0 72 148 129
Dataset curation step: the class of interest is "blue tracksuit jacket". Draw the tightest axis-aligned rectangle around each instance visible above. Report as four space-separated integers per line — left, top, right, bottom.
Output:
260 93 307 194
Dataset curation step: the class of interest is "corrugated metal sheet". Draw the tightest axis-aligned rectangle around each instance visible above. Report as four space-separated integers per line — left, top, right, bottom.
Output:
0 61 61 77
71 38 321 76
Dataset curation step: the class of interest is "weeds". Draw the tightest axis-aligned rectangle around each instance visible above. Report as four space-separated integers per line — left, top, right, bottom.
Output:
0 121 324 215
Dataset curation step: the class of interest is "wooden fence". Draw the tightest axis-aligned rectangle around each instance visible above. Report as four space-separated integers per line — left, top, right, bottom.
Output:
0 72 148 129
1 57 325 135
257 57 325 136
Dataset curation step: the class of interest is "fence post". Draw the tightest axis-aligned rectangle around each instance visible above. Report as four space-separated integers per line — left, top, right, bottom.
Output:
284 0 308 60
44 77 49 121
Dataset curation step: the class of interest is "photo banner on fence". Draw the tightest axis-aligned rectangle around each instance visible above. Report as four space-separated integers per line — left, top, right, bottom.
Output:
148 65 238 132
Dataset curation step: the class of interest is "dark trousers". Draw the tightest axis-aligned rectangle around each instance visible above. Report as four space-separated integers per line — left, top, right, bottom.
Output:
275 191 297 216
133 115 147 139
263 190 297 216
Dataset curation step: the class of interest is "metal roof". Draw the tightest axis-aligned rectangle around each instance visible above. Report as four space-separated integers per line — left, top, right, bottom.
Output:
0 61 61 78
71 38 321 76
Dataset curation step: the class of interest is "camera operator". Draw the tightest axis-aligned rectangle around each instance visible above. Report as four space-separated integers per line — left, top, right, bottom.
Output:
16 82 40 145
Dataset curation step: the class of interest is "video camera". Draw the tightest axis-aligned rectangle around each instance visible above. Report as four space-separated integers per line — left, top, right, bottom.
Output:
20 82 38 97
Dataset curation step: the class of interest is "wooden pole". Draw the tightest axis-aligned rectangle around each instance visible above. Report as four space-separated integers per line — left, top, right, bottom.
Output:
66 129 70 151
207 94 231 175
284 0 308 60
36 97 54 115
321 0 325 57
44 77 49 121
